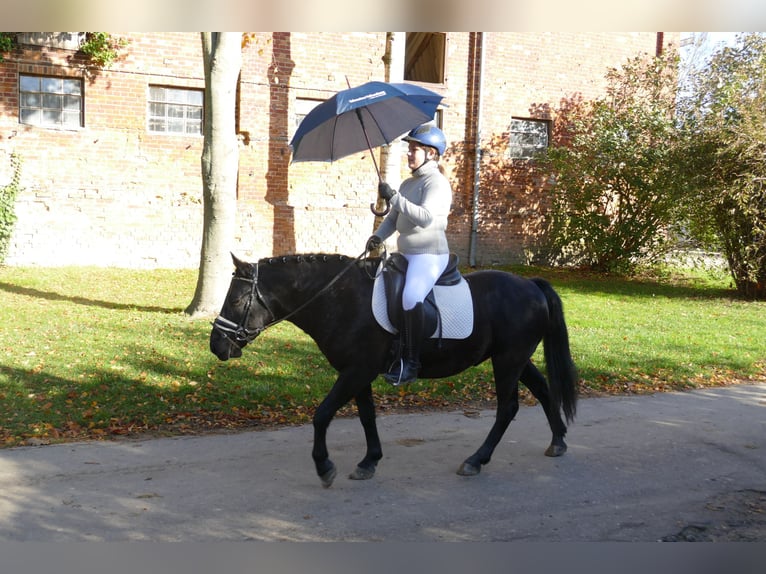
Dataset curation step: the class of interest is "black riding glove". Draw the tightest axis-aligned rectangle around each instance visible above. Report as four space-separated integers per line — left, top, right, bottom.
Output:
378 181 396 201
366 235 382 252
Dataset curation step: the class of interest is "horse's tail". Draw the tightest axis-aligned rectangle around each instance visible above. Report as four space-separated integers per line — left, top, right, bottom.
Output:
531 277 578 423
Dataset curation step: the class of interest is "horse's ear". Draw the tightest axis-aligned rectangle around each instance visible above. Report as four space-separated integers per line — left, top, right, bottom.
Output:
231 253 249 274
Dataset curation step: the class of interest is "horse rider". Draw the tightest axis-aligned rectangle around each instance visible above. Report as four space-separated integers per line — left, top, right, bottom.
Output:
366 122 453 385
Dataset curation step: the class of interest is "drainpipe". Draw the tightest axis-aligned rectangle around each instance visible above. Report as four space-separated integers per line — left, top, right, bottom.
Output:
468 32 485 267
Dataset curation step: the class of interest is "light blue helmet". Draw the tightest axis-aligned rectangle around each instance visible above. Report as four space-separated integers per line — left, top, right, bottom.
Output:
403 123 447 156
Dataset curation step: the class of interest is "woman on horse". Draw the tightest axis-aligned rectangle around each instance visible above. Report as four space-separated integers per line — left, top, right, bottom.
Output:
366 122 453 386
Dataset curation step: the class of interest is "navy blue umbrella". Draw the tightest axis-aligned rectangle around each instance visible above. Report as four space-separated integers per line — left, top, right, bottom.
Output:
290 81 444 214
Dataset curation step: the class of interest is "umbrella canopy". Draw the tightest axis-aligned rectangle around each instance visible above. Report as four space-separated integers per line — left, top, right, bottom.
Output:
290 81 444 163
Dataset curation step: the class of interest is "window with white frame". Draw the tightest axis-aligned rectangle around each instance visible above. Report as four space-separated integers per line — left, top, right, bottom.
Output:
294 97 322 130
508 118 549 159
147 86 203 135
19 74 83 128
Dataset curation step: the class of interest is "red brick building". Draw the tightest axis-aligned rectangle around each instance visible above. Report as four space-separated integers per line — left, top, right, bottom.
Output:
0 32 675 268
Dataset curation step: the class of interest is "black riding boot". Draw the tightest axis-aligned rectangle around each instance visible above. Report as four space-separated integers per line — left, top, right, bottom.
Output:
385 302 424 386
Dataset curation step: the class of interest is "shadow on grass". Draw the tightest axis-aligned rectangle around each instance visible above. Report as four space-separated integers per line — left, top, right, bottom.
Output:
0 324 338 444
0 282 182 314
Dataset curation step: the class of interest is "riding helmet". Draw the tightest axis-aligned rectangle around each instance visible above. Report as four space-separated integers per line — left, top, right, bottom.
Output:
403 123 447 156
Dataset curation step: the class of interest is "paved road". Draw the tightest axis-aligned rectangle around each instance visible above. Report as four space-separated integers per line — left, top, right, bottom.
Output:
1 384 764 541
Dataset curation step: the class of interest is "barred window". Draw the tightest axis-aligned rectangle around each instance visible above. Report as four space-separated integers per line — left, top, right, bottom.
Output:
19 74 83 128
508 118 549 159
148 86 203 135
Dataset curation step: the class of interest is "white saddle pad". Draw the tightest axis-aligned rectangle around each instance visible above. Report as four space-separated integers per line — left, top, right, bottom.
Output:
371 269 474 339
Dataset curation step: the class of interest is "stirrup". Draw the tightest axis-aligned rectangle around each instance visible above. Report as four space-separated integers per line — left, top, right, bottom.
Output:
383 359 406 386
383 358 419 387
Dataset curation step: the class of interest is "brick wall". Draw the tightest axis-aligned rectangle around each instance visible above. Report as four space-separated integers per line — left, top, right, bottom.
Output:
1 32 207 268
0 32 676 268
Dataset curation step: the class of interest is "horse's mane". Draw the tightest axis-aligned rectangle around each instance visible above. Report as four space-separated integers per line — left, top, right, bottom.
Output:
254 253 381 283
257 253 356 266
261 252 388 269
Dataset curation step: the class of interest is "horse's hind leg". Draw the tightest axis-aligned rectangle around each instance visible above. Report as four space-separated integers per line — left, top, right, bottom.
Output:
520 361 568 457
457 357 524 476
348 384 383 480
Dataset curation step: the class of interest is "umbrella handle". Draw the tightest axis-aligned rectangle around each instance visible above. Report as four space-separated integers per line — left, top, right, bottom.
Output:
370 198 390 216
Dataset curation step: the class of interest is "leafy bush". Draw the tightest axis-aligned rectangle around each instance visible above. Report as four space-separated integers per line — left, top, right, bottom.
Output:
0 32 16 61
79 32 125 67
542 49 684 273
677 33 766 299
0 153 22 264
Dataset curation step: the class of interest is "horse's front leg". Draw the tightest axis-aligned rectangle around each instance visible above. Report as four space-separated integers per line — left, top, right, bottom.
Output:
312 391 342 488
348 383 383 480
311 369 377 488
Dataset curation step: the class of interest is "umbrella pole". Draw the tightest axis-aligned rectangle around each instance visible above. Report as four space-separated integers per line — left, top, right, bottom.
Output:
354 108 382 182
346 77 390 216
354 108 391 216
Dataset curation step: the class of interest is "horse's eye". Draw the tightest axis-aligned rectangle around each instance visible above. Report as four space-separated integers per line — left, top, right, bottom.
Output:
233 294 248 306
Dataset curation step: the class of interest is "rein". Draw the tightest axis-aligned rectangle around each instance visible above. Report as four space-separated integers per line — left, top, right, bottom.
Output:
212 251 369 348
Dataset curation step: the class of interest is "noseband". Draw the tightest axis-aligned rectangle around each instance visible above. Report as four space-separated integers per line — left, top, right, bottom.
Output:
211 262 276 349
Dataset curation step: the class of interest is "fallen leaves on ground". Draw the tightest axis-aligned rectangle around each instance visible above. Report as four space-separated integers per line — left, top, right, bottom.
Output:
3 367 764 448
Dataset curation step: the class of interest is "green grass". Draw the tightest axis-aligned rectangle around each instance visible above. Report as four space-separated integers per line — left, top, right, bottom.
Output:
0 264 764 447
536 267 765 392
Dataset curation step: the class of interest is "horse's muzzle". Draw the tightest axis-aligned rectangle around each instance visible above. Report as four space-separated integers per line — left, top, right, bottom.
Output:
210 329 243 361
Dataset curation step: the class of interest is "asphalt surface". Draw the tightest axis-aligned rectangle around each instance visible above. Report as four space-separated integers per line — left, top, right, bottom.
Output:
1 383 764 541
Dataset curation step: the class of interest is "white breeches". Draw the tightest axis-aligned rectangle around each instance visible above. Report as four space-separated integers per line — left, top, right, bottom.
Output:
401 253 449 310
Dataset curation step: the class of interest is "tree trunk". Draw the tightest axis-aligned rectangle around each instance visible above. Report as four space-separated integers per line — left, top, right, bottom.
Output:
185 32 242 317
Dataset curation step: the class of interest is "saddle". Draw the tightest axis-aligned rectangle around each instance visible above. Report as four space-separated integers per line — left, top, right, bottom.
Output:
381 252 463 339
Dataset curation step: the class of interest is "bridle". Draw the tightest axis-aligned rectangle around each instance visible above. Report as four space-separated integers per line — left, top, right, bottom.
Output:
211 260 276 348
211 251 370 350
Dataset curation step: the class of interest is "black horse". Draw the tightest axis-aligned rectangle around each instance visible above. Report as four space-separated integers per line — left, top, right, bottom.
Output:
210 253 578 488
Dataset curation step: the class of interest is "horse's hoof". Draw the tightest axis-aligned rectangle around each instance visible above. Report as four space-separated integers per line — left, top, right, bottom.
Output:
456 462 481 476
544 443 567 457
349 465 376 480
320 463 338 488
